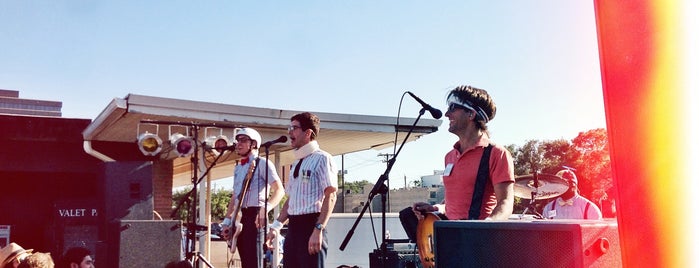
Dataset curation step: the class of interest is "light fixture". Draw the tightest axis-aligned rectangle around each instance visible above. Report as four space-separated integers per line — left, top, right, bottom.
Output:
170 133 195 157
137 132 163 156
205 135 232 155
136 123 162 156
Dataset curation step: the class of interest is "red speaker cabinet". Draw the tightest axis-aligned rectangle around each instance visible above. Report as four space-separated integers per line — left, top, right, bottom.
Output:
433 220 621 268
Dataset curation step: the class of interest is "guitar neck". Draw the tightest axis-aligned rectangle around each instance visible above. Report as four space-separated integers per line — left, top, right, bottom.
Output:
232 159 257 217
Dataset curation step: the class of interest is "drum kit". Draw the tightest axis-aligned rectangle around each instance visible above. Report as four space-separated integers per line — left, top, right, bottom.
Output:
513 172 570 219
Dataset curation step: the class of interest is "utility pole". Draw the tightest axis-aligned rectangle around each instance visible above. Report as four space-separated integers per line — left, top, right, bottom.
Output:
377 153 394 212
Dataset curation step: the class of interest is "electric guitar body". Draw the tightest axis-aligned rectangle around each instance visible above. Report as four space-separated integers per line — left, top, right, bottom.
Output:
416 212 442 268
227 202 244 253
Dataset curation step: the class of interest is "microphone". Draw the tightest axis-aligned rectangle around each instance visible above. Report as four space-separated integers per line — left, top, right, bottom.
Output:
260 136 288 148
407 91 442 119
207 142 237 151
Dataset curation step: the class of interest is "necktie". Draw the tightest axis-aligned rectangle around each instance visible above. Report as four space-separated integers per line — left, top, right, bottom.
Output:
558 199 574 206
293 158 304 178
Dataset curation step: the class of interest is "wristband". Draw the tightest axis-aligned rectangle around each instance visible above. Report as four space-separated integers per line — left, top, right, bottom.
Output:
222 217 232 226
269 219 283 231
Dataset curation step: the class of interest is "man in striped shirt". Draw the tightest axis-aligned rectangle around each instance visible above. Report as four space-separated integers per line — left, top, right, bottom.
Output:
266 112 338 268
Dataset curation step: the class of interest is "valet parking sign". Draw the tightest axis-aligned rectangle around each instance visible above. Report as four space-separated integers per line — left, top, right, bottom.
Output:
58 208 98 218
54 201 100 225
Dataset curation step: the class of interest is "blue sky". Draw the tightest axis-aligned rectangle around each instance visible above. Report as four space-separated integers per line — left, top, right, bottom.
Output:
0 1 606 189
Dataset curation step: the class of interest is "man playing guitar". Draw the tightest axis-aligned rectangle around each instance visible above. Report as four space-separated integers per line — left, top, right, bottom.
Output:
399 85 515 267
222 128 285 268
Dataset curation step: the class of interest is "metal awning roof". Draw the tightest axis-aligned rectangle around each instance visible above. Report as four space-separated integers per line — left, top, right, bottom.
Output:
82 94 442 187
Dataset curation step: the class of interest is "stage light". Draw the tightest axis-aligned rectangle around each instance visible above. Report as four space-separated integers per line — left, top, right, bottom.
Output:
137 132 163 156
170 133 195 157
205 135 232 155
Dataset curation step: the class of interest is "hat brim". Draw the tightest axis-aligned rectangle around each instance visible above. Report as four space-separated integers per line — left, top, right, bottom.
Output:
1 249 33 266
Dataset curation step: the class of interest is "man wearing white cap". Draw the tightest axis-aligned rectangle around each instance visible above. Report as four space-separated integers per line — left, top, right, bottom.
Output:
222 127 285 268
542 169 603 220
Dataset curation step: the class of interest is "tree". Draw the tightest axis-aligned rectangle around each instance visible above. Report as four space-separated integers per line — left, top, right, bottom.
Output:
172 186 232 222
570 128 612 206
412 179 421 188
512 140 542 175
540 139 578 174
512 139 576 175
210 187 232 220
345 180 371 194
172 187 193 221
509 131 611 216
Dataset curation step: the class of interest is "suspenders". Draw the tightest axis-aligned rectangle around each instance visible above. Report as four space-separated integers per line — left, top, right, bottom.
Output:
551 197 591 220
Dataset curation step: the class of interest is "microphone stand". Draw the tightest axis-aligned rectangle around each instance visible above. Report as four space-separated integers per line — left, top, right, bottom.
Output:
339 108 427 267
261 144 272 268
520 158 544 219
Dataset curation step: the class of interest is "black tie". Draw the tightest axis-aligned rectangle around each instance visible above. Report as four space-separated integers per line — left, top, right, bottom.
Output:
293 158 304 178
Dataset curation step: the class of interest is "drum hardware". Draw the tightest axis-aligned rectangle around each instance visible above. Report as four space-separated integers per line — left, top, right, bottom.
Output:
514 173 568 219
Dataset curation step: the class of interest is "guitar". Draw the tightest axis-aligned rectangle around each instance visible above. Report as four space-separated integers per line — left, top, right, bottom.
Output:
416 212 442 268
226 159 257 253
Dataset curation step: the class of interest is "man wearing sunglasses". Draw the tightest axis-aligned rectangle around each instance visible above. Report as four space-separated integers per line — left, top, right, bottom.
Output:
400 85 515 242
222 127 285 268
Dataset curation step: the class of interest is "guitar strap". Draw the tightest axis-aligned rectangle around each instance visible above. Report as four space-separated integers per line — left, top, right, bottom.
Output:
584 202 590 220
240 157 261 205
467 144 493 220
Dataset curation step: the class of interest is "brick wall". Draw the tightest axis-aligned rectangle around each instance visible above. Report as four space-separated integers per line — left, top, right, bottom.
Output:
152 160 174 219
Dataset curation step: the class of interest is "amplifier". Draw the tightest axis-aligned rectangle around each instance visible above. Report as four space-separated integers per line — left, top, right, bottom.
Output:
369 249 421 268
434 220 621 268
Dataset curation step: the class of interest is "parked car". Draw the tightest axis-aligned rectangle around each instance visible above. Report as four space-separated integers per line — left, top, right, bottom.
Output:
211 222 224 241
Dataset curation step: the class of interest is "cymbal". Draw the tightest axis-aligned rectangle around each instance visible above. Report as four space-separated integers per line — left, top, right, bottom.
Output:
514 173 569 200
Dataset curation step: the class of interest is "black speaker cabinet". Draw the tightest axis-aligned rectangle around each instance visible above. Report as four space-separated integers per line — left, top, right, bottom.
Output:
105 220 182 268
99 161 154 223
433 220 621 268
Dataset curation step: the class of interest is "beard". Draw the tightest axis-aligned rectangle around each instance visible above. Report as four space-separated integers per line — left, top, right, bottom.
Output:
560 187 576 200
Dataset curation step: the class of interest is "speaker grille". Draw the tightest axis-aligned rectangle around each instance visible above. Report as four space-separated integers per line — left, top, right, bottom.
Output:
434 220 621 268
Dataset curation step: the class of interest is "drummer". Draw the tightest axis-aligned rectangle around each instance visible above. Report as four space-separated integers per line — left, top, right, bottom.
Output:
542 169 602 220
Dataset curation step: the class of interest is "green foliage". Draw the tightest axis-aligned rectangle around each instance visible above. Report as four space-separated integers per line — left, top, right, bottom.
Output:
412 179 421 188
570 128 611 203
172 187 192 221
210 187 232 220
509 128 611 216
172 186 232 222
344 180 371 194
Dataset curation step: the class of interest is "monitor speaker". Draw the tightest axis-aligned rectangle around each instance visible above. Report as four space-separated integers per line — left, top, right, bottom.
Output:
434 220 621 268
106 220 182 268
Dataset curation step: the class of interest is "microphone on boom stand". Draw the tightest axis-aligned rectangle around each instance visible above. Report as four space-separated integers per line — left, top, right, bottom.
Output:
260 136 287 148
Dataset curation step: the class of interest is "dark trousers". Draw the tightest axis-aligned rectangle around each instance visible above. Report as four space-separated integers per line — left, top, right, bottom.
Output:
237 207 262 268
283 213 327 268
